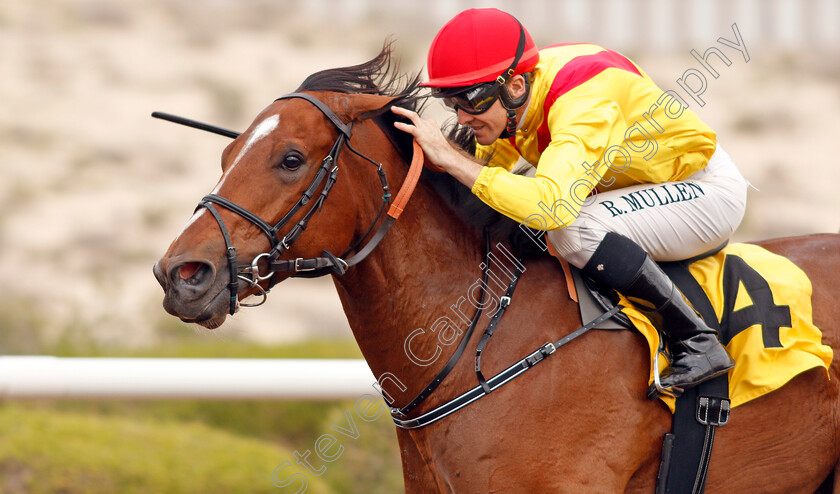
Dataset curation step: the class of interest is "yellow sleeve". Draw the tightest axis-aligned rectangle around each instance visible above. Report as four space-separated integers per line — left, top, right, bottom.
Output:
475 139 520 171
472 95 626 230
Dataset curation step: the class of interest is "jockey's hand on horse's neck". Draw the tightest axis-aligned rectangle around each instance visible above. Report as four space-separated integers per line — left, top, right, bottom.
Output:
391 106 483 189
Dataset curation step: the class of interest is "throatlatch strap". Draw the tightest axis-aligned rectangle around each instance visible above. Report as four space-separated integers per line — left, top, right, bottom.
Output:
656 261 731 494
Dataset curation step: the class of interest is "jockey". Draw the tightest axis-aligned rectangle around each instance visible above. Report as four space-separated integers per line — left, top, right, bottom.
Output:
392 8 749 393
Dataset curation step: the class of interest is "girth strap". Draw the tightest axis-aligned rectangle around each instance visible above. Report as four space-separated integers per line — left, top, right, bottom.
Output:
656 260 731 494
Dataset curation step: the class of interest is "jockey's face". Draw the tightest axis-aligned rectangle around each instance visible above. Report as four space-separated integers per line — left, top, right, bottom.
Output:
456 100 508 145
452 74 529 145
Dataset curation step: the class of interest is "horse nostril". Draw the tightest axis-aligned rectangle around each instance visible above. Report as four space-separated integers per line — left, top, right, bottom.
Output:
179 262 203 281
170 261 214 291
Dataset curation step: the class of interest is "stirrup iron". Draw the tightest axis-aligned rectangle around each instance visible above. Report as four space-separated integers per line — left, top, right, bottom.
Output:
649 337 682 400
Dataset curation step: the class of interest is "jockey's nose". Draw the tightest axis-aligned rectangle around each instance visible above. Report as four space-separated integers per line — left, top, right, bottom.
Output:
456 108 474 126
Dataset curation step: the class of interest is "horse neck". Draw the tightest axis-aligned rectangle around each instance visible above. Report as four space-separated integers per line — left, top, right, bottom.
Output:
331 125 487 391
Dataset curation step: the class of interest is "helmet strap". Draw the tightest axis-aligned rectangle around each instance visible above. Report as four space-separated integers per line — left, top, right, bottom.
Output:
483 19 526 121
498 73 530 139
495 20 529 141
499 72 531 110
500 108 518 139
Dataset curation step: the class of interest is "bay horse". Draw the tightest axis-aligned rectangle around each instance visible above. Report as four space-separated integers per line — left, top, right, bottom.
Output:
153 47 840 492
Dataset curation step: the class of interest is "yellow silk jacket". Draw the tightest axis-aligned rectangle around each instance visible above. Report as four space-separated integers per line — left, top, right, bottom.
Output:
471 43 717 229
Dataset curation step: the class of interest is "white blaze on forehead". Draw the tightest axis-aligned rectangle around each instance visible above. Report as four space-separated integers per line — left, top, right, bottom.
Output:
211 113 280 194
178 208 206 236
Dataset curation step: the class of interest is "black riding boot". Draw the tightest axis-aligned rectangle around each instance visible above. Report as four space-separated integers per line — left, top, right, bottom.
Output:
583 233 734 393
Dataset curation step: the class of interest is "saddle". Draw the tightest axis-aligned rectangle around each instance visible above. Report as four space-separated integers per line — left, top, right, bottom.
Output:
566 243 728 494
554 241 832 493
571 242 727 333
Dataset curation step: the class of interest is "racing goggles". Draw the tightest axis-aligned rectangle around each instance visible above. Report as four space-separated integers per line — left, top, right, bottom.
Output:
435 83 503 115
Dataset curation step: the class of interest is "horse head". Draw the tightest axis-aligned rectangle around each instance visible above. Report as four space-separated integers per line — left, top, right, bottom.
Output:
154 47 423 329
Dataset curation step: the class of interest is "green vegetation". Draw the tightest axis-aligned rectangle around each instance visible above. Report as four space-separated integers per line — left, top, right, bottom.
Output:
0 334 404 493
0 404 333 494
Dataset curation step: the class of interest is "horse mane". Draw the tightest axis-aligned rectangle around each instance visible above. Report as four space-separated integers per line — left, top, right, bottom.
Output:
429 124 548 258
297 41 546 258
296 38 422 111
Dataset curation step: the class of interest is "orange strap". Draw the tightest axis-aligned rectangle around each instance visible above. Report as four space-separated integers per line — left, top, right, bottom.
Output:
343 141 423 269
387 141 424 219
546 239 578 303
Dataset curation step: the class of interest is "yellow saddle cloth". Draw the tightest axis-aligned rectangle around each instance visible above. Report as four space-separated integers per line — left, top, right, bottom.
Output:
618 243 833 412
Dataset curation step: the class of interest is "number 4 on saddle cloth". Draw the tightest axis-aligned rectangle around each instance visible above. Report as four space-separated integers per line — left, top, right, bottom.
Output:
571 241 833 411
566 242 833 493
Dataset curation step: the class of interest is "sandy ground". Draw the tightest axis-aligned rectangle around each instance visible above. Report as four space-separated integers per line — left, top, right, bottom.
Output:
1 1 838 347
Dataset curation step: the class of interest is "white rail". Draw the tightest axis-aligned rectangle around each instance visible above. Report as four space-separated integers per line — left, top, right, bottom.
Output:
0 356 377 400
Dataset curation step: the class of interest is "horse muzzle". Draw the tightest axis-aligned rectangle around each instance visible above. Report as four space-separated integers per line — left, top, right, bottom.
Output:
153 257 233 328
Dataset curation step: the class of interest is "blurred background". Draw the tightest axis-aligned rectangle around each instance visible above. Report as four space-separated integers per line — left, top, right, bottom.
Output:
1 0 838 492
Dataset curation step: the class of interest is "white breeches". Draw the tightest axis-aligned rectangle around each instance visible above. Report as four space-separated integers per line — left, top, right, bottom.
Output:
547 145 749 268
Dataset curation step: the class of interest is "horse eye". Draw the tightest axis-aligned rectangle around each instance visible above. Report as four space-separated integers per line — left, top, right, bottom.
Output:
280 154 303 171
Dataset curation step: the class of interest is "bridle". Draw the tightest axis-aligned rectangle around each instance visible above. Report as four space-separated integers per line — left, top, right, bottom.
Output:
187 92 423 315
154 93 618 431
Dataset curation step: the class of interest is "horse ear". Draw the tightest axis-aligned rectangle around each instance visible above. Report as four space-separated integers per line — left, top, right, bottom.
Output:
343 94 399 122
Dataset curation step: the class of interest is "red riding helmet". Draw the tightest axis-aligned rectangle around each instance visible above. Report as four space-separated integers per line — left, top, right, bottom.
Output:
423 8 540 88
